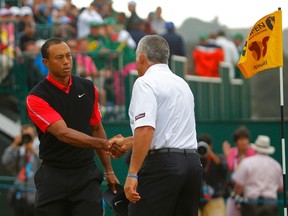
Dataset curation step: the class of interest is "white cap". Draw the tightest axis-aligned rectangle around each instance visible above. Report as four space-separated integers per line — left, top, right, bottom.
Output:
9 6 21 16
0 8 12 16
20 6 33 16
128 0 136 6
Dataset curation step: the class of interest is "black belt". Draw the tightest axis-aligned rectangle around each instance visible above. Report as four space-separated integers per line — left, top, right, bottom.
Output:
148 148 197 155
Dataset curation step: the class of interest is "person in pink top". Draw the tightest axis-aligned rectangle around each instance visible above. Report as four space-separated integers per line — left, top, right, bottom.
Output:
222 126 256 216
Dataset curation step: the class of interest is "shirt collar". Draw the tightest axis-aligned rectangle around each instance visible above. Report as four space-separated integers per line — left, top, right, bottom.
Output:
145 64 170 75
47 74 72 94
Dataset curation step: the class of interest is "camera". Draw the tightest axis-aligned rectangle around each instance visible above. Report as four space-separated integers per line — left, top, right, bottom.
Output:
197 141 209 158
20 134 33 146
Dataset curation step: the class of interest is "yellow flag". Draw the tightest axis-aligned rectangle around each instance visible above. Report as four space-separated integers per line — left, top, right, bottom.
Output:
237 9 283 78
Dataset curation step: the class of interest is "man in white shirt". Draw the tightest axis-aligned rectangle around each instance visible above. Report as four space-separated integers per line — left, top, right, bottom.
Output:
109 35 202 216
233 135 283 216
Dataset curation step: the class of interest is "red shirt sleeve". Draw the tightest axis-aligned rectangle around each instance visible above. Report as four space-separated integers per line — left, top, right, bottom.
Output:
26 95 63 132
90 86 102 126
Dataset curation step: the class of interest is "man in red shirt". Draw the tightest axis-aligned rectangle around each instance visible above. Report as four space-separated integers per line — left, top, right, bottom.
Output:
26 37 119 216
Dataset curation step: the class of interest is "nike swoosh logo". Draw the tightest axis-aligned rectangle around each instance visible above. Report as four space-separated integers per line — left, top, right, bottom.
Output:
78 93 85 98
114 200 124 206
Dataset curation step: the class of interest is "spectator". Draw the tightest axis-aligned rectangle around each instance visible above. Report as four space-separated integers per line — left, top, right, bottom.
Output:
0 9 16 84
77 1 103 39
21 40 46 90
150 6 166 35
1 124 41 216
233 135 283 216
129 17 147 47
233 33 245 78
101 0 118 20
19 22 38 52
75 37 99 82
102 17 136 106
222 125 256 216
192 33 224 77
215 30 239 78
144 11 156 35
162 21 186 67
126 0 141 32
115 11 127 31
32 0 53 24
197 134 228 216
18 6 35 33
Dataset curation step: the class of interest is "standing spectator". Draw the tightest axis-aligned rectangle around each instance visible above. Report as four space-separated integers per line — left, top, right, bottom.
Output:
144 11 156 34
150 6 166 35
101 0 118 20
233 135 283 216
223 125 256 216
197 134 228 216
126 0 141 32
2 124 41 216
25 37 119 216
77 2 103 39
162 21 186 67
233 33 245 78
129 17 147 47
109 35 203 216
215 30 239 78
192 33 224 77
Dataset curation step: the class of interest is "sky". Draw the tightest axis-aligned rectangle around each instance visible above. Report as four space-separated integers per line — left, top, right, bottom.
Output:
72 0 288 29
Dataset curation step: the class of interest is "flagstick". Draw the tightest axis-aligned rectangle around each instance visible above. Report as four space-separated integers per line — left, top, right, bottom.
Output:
280 66 287 216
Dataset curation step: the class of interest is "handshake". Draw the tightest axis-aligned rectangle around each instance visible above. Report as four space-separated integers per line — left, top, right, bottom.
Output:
104 134 133 159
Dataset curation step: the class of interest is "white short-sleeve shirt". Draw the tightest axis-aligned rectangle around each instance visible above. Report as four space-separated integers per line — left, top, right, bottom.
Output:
129 64 197 150
232 154 283 199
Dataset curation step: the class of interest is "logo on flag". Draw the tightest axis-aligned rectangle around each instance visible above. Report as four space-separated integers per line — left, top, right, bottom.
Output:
237 10 283 78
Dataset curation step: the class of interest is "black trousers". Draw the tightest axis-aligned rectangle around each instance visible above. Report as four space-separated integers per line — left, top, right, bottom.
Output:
34 162 103 216
128 152 203 216
241 202 279 216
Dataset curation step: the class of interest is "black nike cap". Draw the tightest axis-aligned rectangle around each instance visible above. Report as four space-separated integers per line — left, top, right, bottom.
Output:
103 184 129 216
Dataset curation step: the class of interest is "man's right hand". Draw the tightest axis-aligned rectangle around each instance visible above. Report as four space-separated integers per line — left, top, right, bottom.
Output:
108 134 130 158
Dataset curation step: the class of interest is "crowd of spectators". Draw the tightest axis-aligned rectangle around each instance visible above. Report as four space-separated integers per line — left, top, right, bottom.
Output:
0 0 244 121
0 0 189 121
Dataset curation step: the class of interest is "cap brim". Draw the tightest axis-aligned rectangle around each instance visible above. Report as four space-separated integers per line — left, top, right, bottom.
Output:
103 184 129 216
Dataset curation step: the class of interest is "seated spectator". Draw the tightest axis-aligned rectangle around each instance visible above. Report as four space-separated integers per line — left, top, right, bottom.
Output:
19 22 38 52
192 33 224 77
21 40 45 90
75 37 98 81
0 13 15 85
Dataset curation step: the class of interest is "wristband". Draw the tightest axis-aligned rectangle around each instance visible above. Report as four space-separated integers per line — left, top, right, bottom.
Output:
104 171 114 176
127 174 138 179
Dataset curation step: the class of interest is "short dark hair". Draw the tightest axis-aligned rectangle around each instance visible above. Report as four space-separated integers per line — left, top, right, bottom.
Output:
233 126 250 142
41 37 65 59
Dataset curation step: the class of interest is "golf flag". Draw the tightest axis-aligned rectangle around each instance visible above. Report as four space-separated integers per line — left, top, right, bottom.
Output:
237 9 283 78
